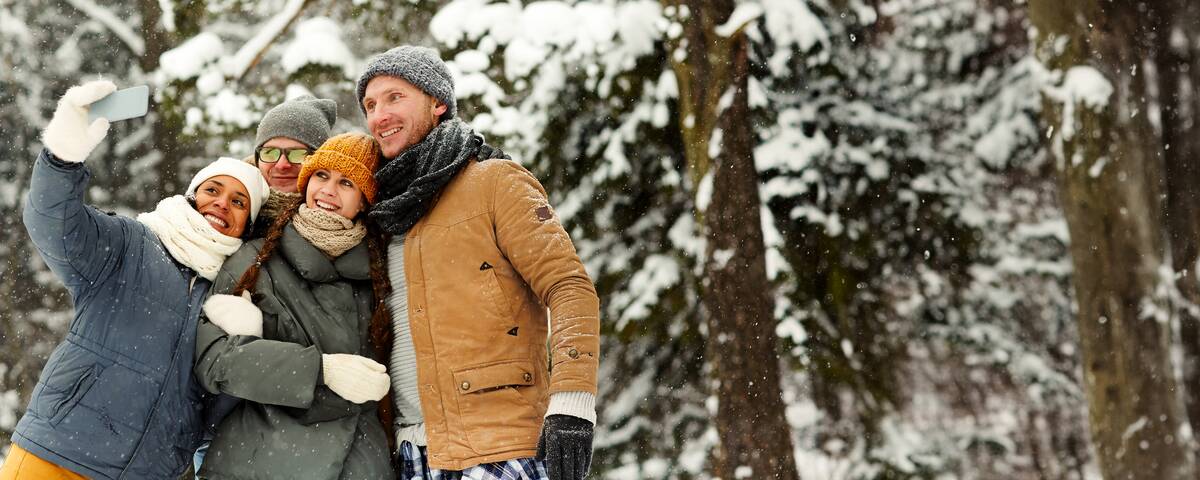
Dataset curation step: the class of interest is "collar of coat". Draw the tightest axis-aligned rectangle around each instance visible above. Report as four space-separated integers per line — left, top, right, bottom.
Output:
278 223 370 282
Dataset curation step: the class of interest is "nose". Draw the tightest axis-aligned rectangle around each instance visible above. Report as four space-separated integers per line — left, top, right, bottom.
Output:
210 194 230 211
318 181 338 198
368 109 389 131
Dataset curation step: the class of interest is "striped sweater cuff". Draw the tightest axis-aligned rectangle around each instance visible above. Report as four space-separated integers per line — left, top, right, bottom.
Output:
546 391 597 425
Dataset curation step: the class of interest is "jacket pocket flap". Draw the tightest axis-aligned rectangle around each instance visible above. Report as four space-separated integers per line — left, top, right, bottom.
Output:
452 360 535 394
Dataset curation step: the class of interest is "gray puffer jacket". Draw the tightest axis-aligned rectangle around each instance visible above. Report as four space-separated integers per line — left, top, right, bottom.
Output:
193 223 392 480
17 150 212 480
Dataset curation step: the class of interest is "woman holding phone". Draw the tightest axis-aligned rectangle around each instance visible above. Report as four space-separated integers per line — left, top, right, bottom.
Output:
0 80 269 480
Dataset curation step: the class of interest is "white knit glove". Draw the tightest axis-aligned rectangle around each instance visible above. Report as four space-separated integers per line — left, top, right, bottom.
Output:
203 292 263 337
42 80 117 163
321 353 390 404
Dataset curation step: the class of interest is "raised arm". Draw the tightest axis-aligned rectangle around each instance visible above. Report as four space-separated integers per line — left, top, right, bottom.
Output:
23 81 138 289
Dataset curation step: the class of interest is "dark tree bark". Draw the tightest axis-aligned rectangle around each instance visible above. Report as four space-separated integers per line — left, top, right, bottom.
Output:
1156 0 1200 451
665 1 800 478
1030 1 1196 478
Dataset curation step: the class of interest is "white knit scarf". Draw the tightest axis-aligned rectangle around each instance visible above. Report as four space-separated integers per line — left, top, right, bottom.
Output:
292 204 367 258
136 195 243 280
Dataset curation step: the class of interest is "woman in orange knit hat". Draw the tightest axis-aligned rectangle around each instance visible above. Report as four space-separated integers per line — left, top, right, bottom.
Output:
190 132 396 480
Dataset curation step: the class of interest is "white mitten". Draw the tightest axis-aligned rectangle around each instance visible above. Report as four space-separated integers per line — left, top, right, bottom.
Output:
42 80 116 163
203 292 264 337
321 353 390 404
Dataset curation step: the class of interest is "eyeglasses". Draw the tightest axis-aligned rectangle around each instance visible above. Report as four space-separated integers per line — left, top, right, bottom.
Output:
256 146 311 165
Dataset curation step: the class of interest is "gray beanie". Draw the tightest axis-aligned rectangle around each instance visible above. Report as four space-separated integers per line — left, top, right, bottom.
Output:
355 45 456 121
255 95 337 150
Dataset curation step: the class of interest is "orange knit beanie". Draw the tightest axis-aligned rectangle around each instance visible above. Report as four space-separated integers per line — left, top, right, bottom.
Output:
297 133 382 204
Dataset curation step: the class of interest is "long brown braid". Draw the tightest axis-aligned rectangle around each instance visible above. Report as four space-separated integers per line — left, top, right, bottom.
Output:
229 197 304 297
227 195 398 449
365 220 397 452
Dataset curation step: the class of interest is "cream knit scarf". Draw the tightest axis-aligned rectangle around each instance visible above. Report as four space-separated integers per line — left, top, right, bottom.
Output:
293 204 367 257
136 195 243 280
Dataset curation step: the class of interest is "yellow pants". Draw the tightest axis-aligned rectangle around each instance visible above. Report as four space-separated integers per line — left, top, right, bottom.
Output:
0 444 87 480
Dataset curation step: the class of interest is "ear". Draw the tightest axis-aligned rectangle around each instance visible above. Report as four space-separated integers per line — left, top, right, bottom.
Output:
432 99 448 117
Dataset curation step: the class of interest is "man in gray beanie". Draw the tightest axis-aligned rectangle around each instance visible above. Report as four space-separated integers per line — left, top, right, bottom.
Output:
248 94 337 236
357 45 599 480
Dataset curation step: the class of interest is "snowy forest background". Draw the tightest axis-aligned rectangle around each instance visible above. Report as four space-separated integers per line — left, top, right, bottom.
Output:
3 0 1200 478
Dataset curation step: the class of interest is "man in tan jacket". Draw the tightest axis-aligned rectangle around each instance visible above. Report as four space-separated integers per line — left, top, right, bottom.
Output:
356 45 600 480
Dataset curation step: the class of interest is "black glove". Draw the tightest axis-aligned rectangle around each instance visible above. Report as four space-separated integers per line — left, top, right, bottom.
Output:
537 414 594 480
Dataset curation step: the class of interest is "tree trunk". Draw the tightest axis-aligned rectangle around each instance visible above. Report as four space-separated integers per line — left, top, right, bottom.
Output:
1030 1 1196 478
665 1 800 478
1157 0 1200 452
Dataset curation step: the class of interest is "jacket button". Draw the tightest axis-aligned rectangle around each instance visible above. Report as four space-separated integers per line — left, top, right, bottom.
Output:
568 348 579 359
461 381 470 390
523 372 532 383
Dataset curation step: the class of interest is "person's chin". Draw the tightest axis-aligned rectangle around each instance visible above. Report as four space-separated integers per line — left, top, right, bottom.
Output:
211 224 236 237
381 137 409 158
269 179 298 192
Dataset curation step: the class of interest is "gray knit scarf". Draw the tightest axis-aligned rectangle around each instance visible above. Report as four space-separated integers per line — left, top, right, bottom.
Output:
370 118 509 236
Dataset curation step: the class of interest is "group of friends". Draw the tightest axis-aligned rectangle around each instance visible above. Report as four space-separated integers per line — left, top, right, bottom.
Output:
0 45 600 480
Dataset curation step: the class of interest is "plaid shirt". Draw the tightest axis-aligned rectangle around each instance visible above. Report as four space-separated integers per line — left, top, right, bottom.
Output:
397 442 548 480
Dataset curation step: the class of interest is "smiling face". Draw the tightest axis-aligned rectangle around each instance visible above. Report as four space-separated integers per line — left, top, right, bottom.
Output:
193 175 251 237
257 137 309 192
363 76 447 159
305 169 365 219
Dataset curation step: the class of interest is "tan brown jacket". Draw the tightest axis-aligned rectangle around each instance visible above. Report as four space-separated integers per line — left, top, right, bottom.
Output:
400 158 600 470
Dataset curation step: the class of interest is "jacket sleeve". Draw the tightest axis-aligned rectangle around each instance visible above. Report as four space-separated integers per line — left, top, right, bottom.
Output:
490 160 600 395
194 318 323 408
23 149 133 288
285 387 363 426
193 247 323 409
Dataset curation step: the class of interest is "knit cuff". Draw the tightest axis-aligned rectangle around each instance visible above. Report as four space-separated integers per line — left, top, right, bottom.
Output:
546 391 596 425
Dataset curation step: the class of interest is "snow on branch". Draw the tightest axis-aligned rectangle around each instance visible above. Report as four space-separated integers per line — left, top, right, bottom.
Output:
1042 66 1113 142
221 0 310 80
158 0 176 32
716 2 764 37
65 0 145 56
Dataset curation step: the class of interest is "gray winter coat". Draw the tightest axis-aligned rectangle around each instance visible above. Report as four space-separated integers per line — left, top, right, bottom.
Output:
16 150 212 479
193 223 392 480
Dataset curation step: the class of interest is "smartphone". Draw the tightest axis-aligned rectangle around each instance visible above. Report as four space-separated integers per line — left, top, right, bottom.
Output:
88 85 150 122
